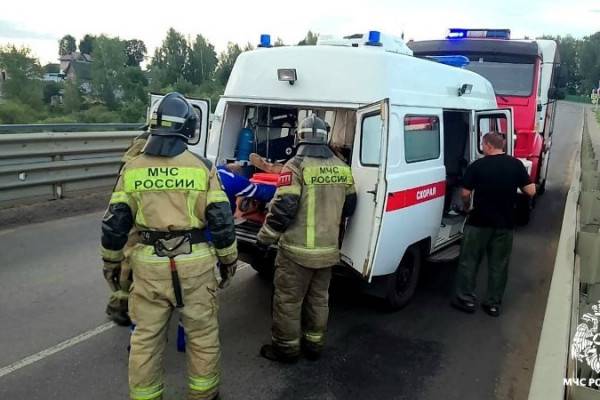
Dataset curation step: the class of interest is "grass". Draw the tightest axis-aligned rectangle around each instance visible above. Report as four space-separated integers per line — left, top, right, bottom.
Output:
565 94 592 104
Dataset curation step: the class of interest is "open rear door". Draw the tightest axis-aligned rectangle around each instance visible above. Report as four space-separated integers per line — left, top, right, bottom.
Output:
472 108 514 160
148 93 211 156
341 99 389 279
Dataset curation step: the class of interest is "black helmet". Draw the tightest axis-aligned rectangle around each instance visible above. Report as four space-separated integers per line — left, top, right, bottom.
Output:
296 114 329 145
149 92 199 144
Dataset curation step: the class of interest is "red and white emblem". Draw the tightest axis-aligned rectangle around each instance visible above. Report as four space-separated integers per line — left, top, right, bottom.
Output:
277 172 292 187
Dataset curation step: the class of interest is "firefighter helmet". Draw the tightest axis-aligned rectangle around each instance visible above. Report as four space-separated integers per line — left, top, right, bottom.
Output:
296 114 329 146
149 92 200 144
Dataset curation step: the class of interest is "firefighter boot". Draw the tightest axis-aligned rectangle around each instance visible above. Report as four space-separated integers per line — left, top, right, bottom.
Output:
259 344 299 364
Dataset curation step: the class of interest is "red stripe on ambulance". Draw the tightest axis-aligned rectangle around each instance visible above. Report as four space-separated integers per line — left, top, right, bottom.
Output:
385 181 446 212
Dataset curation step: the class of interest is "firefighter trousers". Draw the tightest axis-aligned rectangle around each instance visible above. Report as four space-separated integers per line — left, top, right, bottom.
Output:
272 253 333 356
128 249 220 400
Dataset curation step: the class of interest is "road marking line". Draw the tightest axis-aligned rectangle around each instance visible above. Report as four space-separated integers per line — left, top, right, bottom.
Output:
0 322 116 379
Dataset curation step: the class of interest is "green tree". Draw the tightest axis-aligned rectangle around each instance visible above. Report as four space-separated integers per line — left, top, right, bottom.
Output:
125 39 147 67
215 42 242 85
43 63 60 74
298 31 318 46
59 34 77 56
62 81 82 113
91 35 127 109
151 28 189 87
186 34 218 85
0 45 43 108
79 34 96 55
579 32 600 94
43 81 62 104
120 66 148 103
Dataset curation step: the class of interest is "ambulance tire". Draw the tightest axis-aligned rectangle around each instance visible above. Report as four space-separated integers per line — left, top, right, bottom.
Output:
249 250 275 279
385 246 421 311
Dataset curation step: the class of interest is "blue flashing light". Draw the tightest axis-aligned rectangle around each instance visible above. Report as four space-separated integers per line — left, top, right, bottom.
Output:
427 55 470 68
366 30 382 46
447 28 511 40
447 29 467 39
259 34 272 48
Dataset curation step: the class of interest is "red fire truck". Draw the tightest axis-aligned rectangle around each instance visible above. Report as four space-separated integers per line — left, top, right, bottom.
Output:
409 29 560 223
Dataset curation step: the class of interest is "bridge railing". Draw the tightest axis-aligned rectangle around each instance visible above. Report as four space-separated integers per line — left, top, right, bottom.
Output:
0 130 140 205
529 108 600 400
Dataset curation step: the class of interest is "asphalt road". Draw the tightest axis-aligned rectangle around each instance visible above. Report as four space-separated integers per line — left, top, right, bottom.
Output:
0 102 584 400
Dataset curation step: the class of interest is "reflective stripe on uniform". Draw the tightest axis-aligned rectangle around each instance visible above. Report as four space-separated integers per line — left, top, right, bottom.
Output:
259 224 281 243
207 190 229 205
303 331 324 343
215 242 237 258
188 372 220 393
130 383 164 400
279 242 338 255
110 191 131 205
123 167 208 193
187 191 201 227
134 244 216 264
306 185 316 248
101 246 123 262
302 165 353 186
272 337 301 348
276 185 301 196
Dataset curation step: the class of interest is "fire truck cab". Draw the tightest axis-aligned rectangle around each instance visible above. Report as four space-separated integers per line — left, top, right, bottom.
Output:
188 32 514 309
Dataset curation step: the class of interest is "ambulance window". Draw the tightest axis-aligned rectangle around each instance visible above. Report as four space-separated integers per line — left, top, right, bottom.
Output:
404 115 440 163
360 113 382 166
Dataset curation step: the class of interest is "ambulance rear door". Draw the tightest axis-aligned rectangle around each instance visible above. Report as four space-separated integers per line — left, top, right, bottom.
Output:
148 93 211 156
340 99 389 279
472 108 515 160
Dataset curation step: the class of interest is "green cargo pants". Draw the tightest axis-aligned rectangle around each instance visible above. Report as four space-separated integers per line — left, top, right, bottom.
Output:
454 225 514 306
272 253 333 356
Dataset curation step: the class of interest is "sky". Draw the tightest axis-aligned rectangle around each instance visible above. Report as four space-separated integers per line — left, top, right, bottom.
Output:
0 0 599 65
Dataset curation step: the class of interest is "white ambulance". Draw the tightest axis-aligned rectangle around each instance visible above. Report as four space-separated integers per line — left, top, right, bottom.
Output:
187 32 515 309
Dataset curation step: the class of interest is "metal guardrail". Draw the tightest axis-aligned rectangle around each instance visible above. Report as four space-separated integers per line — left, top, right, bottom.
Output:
0 130 140 205
0 123 143 134
529 107 600 400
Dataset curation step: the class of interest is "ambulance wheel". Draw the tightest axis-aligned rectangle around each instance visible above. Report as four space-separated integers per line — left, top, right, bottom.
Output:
386 246 421 310
250 251 275 279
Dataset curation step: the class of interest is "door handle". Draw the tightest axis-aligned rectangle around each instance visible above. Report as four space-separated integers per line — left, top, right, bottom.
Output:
367 188 377 196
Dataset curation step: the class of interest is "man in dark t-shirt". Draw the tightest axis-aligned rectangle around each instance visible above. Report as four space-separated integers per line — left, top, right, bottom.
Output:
452 132 536 317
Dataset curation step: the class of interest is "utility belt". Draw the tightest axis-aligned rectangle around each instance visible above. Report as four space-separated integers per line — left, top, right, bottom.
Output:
139 229 207 246
139 228 208 309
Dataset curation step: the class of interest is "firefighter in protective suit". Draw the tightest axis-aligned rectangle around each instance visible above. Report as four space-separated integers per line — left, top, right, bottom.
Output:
104 131 149 326
257 114 357 362
100 92 237 400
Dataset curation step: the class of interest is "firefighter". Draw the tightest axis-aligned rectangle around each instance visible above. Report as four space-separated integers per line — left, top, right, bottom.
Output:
257 114 357 363
104 131 149 327
100 92 237 400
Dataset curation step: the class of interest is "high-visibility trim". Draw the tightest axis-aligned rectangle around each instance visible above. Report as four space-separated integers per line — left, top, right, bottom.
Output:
303 331 324 343
133 193 146 227
259 224 281 243
272 337 301 347
124 167 208 193
276 185 301 196
134 244 216 264
101 247 123 262
109 191 131 205
215 242 237 258
306 185 316 248
385 181 446 212
279 242 338 254
130 383 164 400
303 165 353 186
188 372 220 393
187 191 201 227
207 190 228 205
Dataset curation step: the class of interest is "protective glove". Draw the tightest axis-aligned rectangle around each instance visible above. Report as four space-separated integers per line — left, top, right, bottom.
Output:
218 261 237 289
103 260 122 292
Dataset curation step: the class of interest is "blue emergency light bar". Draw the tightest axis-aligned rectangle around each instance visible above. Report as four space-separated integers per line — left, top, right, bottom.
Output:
426 55 470 68
258 34 272 48
447 28 511 40
366 30 383 46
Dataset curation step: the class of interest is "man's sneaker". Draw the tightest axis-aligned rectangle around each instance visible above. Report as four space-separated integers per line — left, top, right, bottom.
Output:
450 297 476 314
259 344 299 364
482 303 501 317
